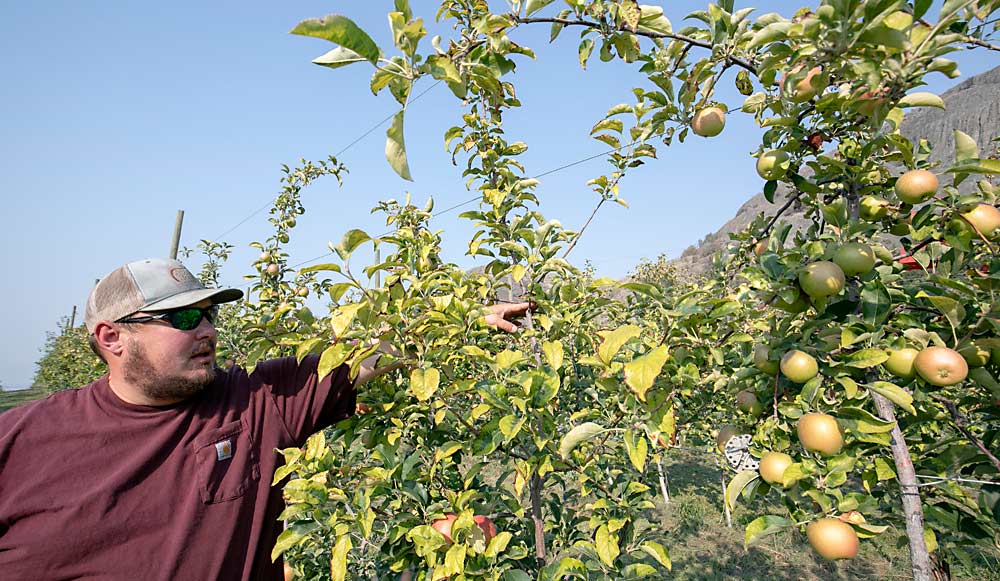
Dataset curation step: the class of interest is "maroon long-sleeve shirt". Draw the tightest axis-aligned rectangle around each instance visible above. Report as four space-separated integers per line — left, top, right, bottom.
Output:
0 355 355 580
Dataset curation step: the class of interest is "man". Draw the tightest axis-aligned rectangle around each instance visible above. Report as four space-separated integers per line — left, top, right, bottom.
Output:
0 258 529 580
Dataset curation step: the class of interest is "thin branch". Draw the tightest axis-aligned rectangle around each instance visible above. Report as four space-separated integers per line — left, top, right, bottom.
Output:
760 189 807 238
932 395 1000 474
514 16 757 74
562 198 606 259
963 36 1000 52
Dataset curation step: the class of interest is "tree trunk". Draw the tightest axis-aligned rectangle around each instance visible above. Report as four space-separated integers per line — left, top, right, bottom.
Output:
530 473 547 567
720 471 732 528
871 392 934 581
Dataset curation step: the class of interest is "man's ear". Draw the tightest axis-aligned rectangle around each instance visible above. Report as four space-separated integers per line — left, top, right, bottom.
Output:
94 321 126 359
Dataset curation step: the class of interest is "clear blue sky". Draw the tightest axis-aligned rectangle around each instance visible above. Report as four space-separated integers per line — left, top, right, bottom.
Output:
1 1 996 389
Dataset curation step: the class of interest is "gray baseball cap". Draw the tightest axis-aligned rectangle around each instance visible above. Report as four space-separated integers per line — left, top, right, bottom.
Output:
85 258 243 332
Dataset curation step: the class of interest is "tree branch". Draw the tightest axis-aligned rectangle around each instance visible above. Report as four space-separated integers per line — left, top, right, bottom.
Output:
932 395 1000 474
514 16 757 74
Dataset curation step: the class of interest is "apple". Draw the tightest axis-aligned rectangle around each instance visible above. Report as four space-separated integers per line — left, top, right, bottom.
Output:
799 261 846 299
266 263 280 275
283 562 295 581
259 251 272 263
782 66 823 102
756 149 790 181
894 169 938 204
781 350 819 383
296 287 310 297
432 513 496 545
716 425 740 451
859 196 890 221
961 204 1000 239
796 413 843 455
754 344 779 374
736 390 764 416
914 346 968 386
883 348 919 380
832 243 876 276
759 452 793 484
753 239 769 257
807 518 859 560
691 107 726 137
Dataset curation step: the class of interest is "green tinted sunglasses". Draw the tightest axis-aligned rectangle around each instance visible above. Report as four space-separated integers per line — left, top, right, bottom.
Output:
117 305 219 331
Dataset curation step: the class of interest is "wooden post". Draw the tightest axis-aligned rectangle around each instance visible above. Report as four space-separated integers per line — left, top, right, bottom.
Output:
656 457 670 506
68 306 77 331
374 246 381 287
169 210 185 260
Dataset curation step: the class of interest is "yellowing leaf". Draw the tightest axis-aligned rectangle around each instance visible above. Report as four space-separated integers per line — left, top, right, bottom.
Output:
898 92 945 109
329 534 352 581
410 367 440 401
624 345 668 402
597 324 641 365
386 109 413 181
330 302 364 337
542 340 564 370
595 525 620 567
559 422 605 459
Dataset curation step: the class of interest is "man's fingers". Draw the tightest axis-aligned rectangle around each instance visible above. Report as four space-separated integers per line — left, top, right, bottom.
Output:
493 318 519 333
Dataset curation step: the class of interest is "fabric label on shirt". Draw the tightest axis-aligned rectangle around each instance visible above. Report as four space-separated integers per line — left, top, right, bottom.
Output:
215 439 233 461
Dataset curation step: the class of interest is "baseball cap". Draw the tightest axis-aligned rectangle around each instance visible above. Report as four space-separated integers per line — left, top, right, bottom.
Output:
85 258 244 332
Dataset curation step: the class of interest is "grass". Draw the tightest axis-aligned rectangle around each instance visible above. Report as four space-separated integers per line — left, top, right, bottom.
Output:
655 450 1000 580
0 385 49 413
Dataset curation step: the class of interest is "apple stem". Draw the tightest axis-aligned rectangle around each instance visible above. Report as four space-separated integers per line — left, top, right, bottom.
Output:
870 391 934 581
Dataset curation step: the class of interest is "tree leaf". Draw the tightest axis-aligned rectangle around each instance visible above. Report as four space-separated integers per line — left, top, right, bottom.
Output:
410 367 440 401
639 540 671 570
595 524 620 567
559 422 605 459
386 109 413 181
329 534 352 581
954 129 979 163
525 0 556 17
597 324 642 365
726 470 760 512
624 429 648 472
312 46 367 70
578 38 595 69
291 15 380 65
318 343 352 380
748 21 791 49
335 228 371 260
744 515 792 547
898 92 945 109
916 292 965 330
330 302 364 337
271 522 320 561
846 348 890 369
542 340 564 369
624 345 669 402
869 381 916 415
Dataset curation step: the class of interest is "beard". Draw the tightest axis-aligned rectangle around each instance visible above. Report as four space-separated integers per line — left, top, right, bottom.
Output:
121 338 215 403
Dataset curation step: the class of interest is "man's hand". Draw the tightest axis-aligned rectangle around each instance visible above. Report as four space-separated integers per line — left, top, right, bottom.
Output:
484 302 534 333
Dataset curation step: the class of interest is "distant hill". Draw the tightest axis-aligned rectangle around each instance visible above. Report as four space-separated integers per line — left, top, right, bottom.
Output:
0 386 49 414
669 66 1000 278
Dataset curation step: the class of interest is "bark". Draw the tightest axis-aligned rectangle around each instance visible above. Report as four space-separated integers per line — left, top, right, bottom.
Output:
720 471 732 528
530 474 547 566
871 392 934 581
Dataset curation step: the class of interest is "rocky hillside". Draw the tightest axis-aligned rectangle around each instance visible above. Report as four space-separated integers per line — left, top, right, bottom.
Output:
669 65 1000 278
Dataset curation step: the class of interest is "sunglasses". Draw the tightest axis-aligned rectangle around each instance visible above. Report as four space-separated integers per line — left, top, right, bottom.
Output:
117 305 219 331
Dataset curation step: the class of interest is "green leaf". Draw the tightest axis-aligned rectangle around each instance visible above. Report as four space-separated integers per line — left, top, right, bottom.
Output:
410 367 440 402
945 159 1000 175
386 110 413 181
312 46 368 70
726 470 760 512
916 292 965 330
598 324 642 365
748 21 791 49
874 457 897 480
271 522 321 561
639 540 671 570
624 345 669 402
330 534 352 581
335 229 371 260
869 382 916 415
954 129 979 163
299 262 342 274
595 524 620 567
637 5 672 35
898 92 945 109
744 515 792 547
425 55 466 98
624 429 648 472
526 0 556 16
578 38 595 69
497 349 527 369
846 348 889 369
559 422 605 459
838 407 896 433
318 343 351 380
295 337 326 363
291 15 380 66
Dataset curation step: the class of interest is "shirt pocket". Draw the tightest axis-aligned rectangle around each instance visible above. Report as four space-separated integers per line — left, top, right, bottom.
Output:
193 419 260 504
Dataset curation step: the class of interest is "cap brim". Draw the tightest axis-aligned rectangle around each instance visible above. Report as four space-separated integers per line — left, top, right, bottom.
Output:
142 288 244 312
